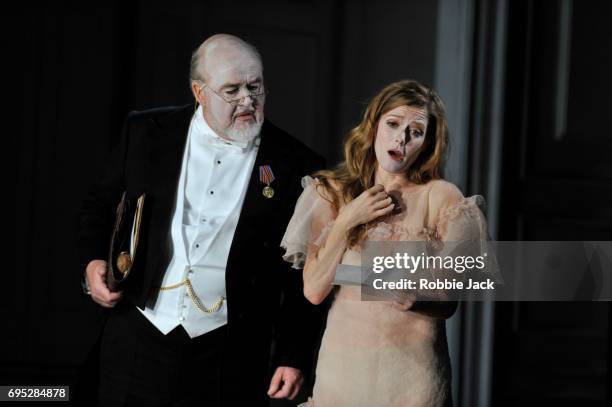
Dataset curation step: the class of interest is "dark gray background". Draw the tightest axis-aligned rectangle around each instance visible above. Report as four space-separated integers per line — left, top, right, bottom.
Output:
9 0 612 406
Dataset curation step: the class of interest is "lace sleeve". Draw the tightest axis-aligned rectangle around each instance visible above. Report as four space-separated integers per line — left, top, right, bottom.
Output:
436 195 489 242
434 191 500 282
280 176 336 269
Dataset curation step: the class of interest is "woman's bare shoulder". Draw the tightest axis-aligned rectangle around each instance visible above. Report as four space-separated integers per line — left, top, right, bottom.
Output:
427 179 464 209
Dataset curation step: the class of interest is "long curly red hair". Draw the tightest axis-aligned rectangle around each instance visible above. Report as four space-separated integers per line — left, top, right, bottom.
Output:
315 79 449 246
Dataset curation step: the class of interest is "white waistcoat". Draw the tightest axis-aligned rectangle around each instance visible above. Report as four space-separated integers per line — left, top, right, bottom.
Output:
138 106 259 338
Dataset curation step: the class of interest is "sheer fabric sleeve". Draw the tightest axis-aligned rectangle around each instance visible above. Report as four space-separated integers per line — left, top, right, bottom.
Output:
281 176 336 269
430 181 499 281
436 195 489 243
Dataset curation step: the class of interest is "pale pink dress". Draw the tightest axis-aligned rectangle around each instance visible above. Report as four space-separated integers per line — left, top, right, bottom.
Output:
281 176 489 407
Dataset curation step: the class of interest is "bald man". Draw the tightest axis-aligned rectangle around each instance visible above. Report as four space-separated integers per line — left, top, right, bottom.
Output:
78 34 325 406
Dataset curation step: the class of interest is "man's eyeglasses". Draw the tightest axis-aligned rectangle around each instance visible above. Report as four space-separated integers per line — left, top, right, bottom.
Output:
197 81 267 107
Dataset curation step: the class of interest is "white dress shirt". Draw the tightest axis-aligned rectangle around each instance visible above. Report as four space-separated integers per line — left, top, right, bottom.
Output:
138 106 259 338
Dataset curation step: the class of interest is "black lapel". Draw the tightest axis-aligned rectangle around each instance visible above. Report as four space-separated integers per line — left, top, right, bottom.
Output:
133 104 194 300
146 105 193 199
143 105 193 262
225 121 292 280
233 121 293 230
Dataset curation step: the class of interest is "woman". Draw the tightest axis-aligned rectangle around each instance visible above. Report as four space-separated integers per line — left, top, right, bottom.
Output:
281 80 489 406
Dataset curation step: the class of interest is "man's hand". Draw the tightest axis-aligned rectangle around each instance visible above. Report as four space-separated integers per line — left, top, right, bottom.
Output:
267 366 303 400
85 259 123 308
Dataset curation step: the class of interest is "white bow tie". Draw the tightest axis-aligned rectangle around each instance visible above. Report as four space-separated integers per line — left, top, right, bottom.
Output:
191 106 253 152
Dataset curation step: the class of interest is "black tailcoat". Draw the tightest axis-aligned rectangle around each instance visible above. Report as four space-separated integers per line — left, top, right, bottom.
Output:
77 104 326 404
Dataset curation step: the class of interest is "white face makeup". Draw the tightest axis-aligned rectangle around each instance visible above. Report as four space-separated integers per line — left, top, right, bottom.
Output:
197 45 265 143
374 105 428 174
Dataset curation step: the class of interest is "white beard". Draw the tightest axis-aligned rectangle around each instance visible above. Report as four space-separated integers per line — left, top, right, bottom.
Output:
226 120 263 144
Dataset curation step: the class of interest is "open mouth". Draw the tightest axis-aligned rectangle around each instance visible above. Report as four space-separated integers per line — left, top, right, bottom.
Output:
388 149 405 162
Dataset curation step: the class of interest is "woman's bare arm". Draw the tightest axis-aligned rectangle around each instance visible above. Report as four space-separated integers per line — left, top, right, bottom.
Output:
303 184 395 304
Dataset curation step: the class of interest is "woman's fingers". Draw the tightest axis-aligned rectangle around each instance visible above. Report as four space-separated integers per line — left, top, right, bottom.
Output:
371 191 389 203
362 204 394 224
368 184 385 194
372 204 395 219
391 300 412 311
349 184 395 226
372 197 393 210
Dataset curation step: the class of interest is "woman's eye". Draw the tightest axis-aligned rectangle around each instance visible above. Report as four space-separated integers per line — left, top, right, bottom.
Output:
410 129 423 137
225 88 239 95
387 121 398 128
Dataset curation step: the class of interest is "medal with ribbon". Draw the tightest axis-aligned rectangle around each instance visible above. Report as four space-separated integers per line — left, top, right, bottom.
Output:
259 165 275 198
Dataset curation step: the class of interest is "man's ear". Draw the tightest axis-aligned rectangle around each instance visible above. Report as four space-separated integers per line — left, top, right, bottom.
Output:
191 81 203 105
